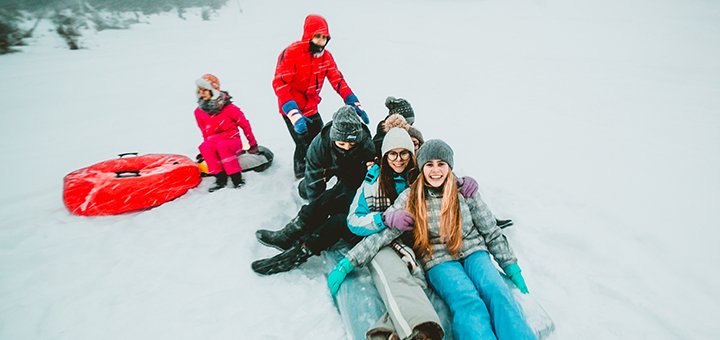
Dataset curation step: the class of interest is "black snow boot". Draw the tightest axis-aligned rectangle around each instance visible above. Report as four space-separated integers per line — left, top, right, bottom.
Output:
255 216 306 251
297 178 309 200
251 242 313 275
208 171 228 192
496 218 514 229
294 160 305 179
229 172 245 188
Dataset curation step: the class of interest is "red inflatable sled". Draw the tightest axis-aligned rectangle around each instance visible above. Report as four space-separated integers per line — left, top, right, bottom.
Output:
63 153 201 216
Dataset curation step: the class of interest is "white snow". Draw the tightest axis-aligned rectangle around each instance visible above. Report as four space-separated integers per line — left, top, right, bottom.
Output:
1 0 719 338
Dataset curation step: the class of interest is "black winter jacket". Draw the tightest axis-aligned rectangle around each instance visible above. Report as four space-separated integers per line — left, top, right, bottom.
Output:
302 122 376 201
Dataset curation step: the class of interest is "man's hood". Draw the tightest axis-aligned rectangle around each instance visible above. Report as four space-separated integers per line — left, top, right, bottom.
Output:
302 14 330 41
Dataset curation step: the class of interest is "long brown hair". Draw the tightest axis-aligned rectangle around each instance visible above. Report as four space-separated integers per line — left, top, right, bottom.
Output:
378 153 418 203
407 171 463 259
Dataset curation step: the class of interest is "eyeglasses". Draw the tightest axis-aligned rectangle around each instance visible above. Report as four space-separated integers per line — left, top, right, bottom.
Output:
387 150 411 161
313 33 329 40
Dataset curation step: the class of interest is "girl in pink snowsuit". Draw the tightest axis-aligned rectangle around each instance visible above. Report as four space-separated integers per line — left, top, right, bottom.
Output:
195 74 259 192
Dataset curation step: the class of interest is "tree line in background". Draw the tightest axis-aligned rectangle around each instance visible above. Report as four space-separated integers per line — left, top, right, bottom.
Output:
0 0 228 54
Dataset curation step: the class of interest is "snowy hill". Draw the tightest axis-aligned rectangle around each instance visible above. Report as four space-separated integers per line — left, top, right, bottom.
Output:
1 0 719 338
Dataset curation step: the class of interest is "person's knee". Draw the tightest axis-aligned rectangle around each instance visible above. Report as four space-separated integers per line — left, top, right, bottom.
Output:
199 140 214 153
429 268 477 302
217 139 242 152
479 278 514 304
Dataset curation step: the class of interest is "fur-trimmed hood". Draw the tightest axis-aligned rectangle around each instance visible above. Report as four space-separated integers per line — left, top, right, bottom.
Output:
382 114 411 132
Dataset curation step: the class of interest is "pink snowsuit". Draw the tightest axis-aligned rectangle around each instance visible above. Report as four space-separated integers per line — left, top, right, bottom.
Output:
195 103 257 176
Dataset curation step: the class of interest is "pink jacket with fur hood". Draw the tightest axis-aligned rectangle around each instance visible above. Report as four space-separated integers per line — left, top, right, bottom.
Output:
194 103 257 146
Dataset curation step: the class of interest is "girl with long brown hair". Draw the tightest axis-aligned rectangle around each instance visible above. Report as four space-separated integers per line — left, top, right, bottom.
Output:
384 139 535 340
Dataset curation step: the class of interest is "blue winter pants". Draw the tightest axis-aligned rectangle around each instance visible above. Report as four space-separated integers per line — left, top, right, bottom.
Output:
426 251 535 340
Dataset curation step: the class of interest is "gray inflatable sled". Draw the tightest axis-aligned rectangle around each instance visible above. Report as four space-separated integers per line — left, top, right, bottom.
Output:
238 145 274 172
502 275 556 339
324 247 555 339
323 247 453 339
197 145 274 175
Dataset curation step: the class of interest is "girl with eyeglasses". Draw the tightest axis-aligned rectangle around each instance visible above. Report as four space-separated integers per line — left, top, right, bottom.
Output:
326 128 444 339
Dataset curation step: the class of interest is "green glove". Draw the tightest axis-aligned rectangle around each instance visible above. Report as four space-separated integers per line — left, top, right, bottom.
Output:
327 258 355 296
503 263 529 294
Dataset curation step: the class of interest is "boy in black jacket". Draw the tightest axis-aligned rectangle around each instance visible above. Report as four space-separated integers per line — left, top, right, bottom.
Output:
253 105 375 275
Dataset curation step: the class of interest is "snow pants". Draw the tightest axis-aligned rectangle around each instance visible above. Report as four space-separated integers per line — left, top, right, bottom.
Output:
298 182 362 254
426 251 535 340
367 246 444 340
199 137 243 175
303 214 361 255
282 113 323 178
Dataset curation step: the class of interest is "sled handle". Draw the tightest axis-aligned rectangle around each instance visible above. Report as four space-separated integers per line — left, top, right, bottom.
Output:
115 170 141 178
118 152 139 158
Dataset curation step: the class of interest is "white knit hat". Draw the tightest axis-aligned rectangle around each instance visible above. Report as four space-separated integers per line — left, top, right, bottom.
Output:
195 73 222 99
381 127 415 157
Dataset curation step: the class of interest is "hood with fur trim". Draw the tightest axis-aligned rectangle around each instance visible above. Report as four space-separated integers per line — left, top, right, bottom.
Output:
382 114 411 132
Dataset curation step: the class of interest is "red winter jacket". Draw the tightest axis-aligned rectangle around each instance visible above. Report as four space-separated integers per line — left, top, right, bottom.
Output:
194 103 257 147
272 14 354 117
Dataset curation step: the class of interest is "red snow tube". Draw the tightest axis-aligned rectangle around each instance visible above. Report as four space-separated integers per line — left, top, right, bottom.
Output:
63 153 201 216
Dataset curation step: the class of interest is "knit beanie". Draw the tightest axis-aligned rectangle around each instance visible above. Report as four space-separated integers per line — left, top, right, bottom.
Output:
385 96 415 124
195 73 222 99
330 105 364 142
417 139 454 169
407 126 424 146
381 127 415 157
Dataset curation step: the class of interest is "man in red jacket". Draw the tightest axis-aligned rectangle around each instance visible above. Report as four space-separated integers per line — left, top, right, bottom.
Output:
272 14 369 179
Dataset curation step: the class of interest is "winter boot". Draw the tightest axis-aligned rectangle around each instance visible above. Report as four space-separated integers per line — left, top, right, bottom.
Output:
208 171 228 192
294 159 305 179
496 218 514 229
255 216 306 251
409 322 444 340
251 242 313 275
297 178 309 200
229 172 245 188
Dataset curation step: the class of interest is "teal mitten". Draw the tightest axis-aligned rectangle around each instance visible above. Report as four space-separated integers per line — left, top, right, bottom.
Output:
327 258 355 296
503 263 529 294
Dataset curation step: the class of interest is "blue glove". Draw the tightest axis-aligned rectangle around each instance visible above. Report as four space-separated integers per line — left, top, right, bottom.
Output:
281 100 300 115
293 115 312 134
327 258 355 296
282 100 311 134
503 263 529 294
344 94 369 124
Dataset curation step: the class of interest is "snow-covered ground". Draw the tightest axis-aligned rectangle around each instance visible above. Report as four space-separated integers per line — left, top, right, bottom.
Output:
1 0 719 338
